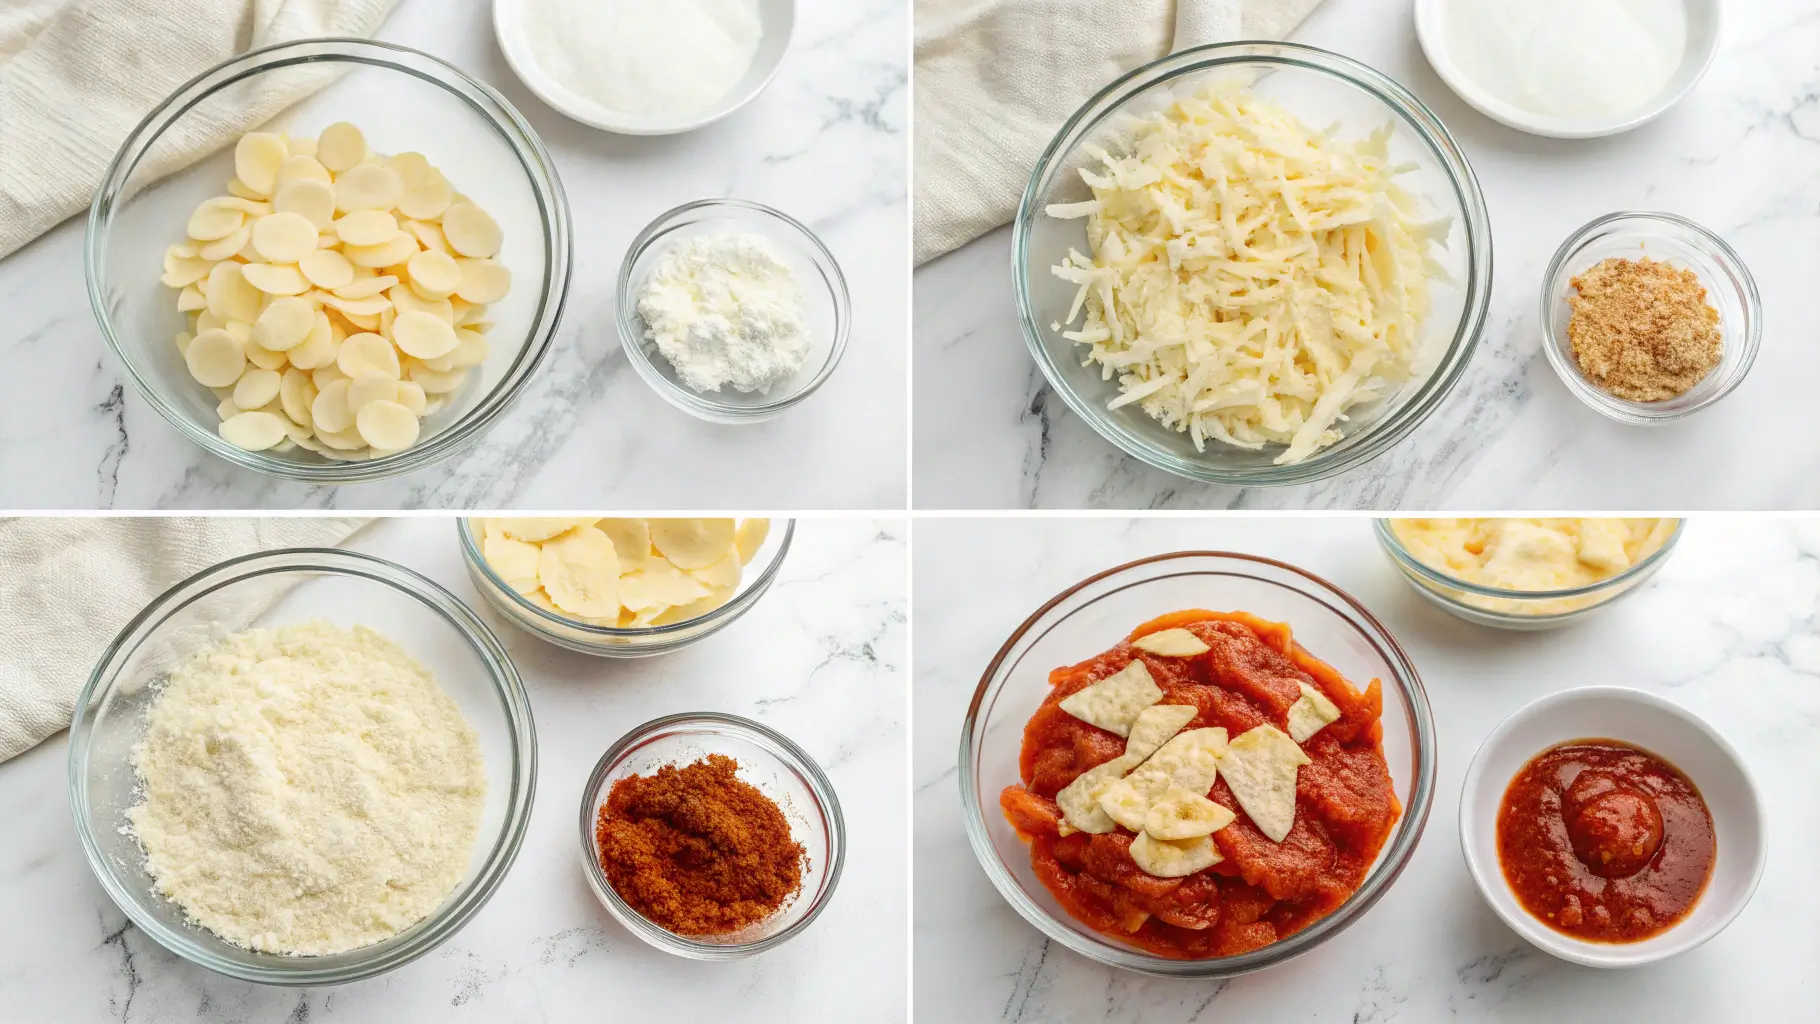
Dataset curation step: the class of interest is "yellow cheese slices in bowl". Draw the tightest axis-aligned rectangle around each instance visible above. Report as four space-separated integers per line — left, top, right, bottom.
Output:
461 518 790 658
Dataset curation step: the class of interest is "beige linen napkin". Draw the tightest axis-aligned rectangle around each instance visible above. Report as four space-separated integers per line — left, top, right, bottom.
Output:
0 516 369 762
0 0 398 260
914 0 1325 264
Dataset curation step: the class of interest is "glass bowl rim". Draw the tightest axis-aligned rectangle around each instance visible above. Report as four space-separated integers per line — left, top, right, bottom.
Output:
456 516 796 640
1011 40 1494 487
1538 211 1762 424
1374 518 1687 603
576 710 847 958
957 549 1438 977
614 197 852 420
84 36 574 484
65 546 539 985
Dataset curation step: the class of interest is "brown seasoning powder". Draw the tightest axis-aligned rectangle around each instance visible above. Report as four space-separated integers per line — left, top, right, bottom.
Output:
596 753 806 936
1566 256 1721 402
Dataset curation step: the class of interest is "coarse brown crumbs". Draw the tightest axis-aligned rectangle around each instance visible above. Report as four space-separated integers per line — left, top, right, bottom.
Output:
1567 256 1721 402
596 753 805 936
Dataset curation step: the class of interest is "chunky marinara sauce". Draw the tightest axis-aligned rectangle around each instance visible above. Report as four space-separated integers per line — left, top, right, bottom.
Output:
998 610 1400 959
1497 741 1715 943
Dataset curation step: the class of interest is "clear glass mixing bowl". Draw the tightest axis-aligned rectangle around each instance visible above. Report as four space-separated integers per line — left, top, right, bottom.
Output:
959 551 1436 977
86 38 572 482
1014 42 1493 486
68 548 537 985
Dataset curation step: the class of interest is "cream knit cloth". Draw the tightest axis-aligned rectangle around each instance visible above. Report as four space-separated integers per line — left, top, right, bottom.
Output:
0 516 368 762
0 0 397 260
914 0 1325 264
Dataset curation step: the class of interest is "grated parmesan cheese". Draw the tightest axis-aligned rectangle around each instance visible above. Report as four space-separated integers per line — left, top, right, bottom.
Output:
1047 79 1449 465
126 621 486 956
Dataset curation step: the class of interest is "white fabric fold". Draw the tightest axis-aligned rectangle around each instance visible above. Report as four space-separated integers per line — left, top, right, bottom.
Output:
913 0 1324 264
0 0 398 260
0 516 369 762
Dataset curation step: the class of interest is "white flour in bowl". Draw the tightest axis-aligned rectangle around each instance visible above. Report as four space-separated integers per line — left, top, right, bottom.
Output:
126 621 486 956
637 231 811 395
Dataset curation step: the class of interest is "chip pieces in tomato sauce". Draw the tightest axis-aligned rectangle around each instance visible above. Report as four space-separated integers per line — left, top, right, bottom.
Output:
999 610 1400 959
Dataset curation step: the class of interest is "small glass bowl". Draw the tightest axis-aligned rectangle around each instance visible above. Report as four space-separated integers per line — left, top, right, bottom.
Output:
1541 212 1760 425
86 38 572 483
1014 42 1493 486
615 199 850 423
457 517 794 657
68 548 537 985
1374 519 1686 631
579 712 845 959
960 551 1435 978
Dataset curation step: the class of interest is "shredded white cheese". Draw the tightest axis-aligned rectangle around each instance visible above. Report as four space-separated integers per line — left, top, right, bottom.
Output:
1048 79 1449 465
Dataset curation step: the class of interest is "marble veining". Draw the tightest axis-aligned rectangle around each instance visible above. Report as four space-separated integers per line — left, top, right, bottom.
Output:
914 0 1820 509
914 517 1820 1020
0 0 907 510
0 517 906 1022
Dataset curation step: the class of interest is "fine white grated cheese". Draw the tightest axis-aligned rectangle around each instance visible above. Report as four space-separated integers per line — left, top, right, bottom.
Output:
1047 79 1450 465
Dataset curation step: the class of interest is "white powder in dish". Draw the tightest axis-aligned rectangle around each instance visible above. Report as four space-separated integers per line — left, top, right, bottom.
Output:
522 0 764 119
125 621 486 957
637 231 812 395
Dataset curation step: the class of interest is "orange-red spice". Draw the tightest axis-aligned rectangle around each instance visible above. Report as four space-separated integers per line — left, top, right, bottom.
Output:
595 753 805 936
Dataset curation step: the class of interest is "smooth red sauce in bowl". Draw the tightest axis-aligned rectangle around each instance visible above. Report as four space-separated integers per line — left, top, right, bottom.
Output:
1497 740 1715 943
998 610 1400 959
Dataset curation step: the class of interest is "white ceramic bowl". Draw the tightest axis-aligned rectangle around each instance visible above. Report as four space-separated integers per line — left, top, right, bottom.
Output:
1460 687 1765 968
1414 0 1721 139
494 0 796 135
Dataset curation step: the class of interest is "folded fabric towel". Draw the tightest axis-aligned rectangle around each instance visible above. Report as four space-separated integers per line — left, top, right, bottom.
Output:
913 0 1324 264
0 516 368 762
0 0 397 260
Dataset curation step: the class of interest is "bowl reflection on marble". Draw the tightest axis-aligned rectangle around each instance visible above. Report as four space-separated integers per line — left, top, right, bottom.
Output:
959 551 1436 978
86 38 571 484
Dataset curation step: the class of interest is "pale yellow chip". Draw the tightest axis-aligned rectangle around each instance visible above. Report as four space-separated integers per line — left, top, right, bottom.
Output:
649 519 737 570
393 310 458 359
346 372 399 412
735 519 770 564
204 261 262 323
240 263 310 296
618 559 709 612
396 380 428 416
442 202 501 258
500 518 598 542
273 177 335 228
251 212 319 263
332 274 399 300
1131 628 1212 658
1144 787 1236 841
408 363 468 394
334 163 403 213
335 209 398 247
219 410 288 451
453 257 510 304
1057 660 1162 738
232 367 282 410
1054 704 1194 835
448 328 489 369
1286 682 1343 744
1219 725 1312 843
1098 727 1229 831
355 399 419 451
407 249 462 298
233 133 287 197
597 519 652 574
299 248 356 290
337 332 401 379
197 225 251 262
538 525 621 618
389 283 455 322
691 551 742 590
397 163 453 220
274 154 332 193
483 533 543 594
184 328 246 388
187 199 244 241
279 369 316 428
243 340 288 371
311 378 355 433
1129 831 1221 878
317 122 368 173
286 312 337 370
649 586 736 626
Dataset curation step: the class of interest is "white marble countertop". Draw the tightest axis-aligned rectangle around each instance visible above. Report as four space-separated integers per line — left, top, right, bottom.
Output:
0 0 906 510
0 517 906 1022
914 516 1819 1020
913 0 1820 510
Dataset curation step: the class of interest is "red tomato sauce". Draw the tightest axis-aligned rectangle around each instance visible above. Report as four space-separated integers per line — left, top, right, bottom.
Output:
1497 740 1714 942
998 610 1400 959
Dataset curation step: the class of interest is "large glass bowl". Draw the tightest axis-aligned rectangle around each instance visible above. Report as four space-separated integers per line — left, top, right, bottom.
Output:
579 712 845 959
85 38 572 483
457 518 794 657
1375 518 1686 631
1014 42 1493 486
68 548 537 985
958 551 1436 978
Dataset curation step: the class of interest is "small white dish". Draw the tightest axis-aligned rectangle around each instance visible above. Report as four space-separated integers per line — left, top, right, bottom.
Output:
1414 0 1721 139
493 0 796 136
1460 686 1765 968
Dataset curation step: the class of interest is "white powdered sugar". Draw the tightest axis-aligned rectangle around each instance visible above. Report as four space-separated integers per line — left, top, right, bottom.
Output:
637 231 812 395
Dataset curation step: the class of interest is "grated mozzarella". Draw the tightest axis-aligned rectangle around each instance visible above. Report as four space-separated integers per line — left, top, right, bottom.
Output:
1047 79 1449 465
